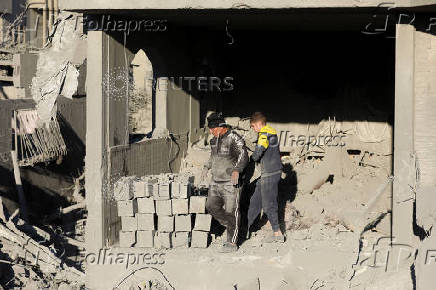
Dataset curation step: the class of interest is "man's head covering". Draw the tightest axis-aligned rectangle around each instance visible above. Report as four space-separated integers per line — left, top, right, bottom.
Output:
207 112 226 129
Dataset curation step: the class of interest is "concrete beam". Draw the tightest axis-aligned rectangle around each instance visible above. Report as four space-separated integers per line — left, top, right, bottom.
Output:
60 0 436 10
392 24 415 246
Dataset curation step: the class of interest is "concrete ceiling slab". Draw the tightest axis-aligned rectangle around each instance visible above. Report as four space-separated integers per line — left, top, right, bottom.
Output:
59 0 436 11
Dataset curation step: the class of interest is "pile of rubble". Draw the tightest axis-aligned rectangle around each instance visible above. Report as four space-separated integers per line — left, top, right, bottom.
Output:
113 173 212 249
0 198 85 289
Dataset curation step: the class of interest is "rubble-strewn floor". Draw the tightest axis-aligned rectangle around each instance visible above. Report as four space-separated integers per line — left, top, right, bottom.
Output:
148 143 410 290
1 139 408 290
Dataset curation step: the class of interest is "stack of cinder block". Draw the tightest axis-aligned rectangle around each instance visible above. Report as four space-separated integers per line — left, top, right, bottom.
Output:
114 174 211 249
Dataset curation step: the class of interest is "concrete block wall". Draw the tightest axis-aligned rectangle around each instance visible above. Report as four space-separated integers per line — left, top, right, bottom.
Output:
114 173 211 248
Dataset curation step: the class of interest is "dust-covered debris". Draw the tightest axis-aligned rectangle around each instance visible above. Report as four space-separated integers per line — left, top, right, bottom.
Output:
0 198 85 289
171 116 397 289
31 12 86 126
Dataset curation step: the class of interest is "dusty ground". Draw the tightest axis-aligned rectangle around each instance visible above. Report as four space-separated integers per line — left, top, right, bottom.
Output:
142 140 406 290
0 141 410 290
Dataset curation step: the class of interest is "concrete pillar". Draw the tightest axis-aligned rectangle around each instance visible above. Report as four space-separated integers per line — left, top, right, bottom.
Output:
86 29 132 251
48 0 54 33
190 93 201 142
155 77 168 129
42 1 47 45
0 17 4 43
414 29 436 290
54 0 59 17
392 24 415 246
85 30 107 250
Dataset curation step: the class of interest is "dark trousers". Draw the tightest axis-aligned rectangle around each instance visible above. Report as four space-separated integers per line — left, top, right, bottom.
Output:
247 173 281 232
206 181 241 244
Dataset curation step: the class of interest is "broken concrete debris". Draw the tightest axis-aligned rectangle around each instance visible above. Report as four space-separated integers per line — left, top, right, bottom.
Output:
113 173 210 248
31 12 86 127
0 199 85 288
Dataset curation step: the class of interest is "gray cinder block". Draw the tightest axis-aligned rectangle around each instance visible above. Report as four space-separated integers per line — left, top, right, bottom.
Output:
113 177 133 201
133 179 147 198
189 196 207 213
172 231 190 248
121 216 137 231
194 214 212 232
117 199 138 217
175 214 192 232
172 182 191 199
146 178 159 197
155 200 172 216
172 181 180 197
154 183 171 200
180 183 191 199
137 197 155 214
191 231 209 248
172 198 189 215
119 231 136 248
137 213 156 230
155 232 172 249
136 230 155 248
158 215 174 232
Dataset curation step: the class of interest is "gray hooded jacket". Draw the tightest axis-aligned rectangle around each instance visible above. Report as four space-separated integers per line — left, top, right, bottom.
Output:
205 130 249 182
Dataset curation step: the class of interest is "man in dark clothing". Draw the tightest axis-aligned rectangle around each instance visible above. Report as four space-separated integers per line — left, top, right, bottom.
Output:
247 112 285 243
200 112 249 252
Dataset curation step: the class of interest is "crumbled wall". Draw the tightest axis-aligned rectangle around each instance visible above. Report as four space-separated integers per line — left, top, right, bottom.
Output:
31 12 86 126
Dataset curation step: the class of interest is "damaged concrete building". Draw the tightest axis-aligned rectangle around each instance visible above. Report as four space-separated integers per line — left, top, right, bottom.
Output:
0 0 436 289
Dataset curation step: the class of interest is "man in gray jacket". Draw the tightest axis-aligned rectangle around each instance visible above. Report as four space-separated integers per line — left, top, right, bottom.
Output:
200 112 249 253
